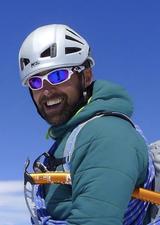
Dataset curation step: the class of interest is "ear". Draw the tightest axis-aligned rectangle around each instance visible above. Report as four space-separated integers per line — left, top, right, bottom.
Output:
83 68 93 88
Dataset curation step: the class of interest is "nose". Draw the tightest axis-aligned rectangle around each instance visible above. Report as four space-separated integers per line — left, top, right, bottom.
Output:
42 79 56 92
43 89 49 96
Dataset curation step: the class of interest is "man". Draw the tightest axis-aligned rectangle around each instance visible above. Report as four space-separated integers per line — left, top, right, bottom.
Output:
19 24 150 224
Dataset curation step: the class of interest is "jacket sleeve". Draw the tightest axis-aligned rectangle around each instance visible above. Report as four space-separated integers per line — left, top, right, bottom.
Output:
66 117 148 225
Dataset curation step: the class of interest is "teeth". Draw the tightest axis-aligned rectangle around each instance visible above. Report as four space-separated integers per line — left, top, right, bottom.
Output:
46 98 62 106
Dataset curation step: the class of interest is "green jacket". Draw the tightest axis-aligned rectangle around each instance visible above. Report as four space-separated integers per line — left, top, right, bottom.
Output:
44 80 148 225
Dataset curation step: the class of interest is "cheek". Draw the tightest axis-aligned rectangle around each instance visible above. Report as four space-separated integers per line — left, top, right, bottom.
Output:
68 90 80 105
64 83 82 105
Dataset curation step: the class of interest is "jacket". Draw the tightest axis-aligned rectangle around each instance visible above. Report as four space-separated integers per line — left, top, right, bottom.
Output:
44 80 148 225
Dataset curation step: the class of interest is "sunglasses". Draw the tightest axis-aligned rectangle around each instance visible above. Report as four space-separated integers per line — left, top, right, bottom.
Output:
27 66 85 90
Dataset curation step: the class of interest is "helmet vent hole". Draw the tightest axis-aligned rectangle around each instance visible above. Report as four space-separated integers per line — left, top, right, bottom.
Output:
40 47 51 58
66 28 81 38
40 44 57 58
20 58 30 71
65 35 84 45
65 47 81 54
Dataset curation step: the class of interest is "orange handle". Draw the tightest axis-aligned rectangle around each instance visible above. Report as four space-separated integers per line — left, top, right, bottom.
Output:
29 172 160 205
30 172 71 184
132 188 160 205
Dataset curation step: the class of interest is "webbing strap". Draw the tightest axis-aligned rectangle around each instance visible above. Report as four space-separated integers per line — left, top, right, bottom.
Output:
123 153 155 225
63 114 103 172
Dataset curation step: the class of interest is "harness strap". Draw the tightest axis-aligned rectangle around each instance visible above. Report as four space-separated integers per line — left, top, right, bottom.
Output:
63 114 103 172
96 111 135 128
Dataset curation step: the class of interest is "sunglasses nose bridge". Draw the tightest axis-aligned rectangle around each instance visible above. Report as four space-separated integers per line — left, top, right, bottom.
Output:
42 76 57 90
43 78 51 88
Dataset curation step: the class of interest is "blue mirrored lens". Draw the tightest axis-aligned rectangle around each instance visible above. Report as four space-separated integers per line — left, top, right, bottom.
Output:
29 77 42 89
48 70 69 84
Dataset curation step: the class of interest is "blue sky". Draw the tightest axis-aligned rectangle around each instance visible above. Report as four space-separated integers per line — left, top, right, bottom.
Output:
1 0 160 223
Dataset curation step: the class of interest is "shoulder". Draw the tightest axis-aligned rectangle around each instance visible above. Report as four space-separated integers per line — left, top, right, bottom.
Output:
73 115 148 178
76 115 145 147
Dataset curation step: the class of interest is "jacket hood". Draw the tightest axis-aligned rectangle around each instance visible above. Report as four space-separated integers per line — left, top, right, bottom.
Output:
48 80 133 139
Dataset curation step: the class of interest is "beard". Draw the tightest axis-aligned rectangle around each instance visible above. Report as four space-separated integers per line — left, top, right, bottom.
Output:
32 88 86 127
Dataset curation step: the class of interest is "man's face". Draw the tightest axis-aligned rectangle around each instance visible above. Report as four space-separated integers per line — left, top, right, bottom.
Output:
31 70 87 126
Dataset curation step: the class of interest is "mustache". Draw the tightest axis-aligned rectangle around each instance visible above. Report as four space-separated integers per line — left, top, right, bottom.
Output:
39 92 67 105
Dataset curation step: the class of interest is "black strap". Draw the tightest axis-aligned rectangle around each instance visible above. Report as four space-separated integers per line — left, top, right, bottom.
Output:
45 155 66 171
33 151 67 172
96 111 135 128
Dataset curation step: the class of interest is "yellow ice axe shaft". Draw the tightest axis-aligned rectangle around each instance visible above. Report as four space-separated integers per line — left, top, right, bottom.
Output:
29 172 160 205
132 188 160 205
29 172 71 184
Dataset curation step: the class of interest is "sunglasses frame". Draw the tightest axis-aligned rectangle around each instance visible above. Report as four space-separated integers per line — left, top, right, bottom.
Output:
27 66 85 90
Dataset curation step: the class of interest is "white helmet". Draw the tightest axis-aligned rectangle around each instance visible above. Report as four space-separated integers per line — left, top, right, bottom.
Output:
19 24 95 85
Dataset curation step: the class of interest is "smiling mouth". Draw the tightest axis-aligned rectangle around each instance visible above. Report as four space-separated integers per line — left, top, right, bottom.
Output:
43 97 65 112
46 98 62 107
